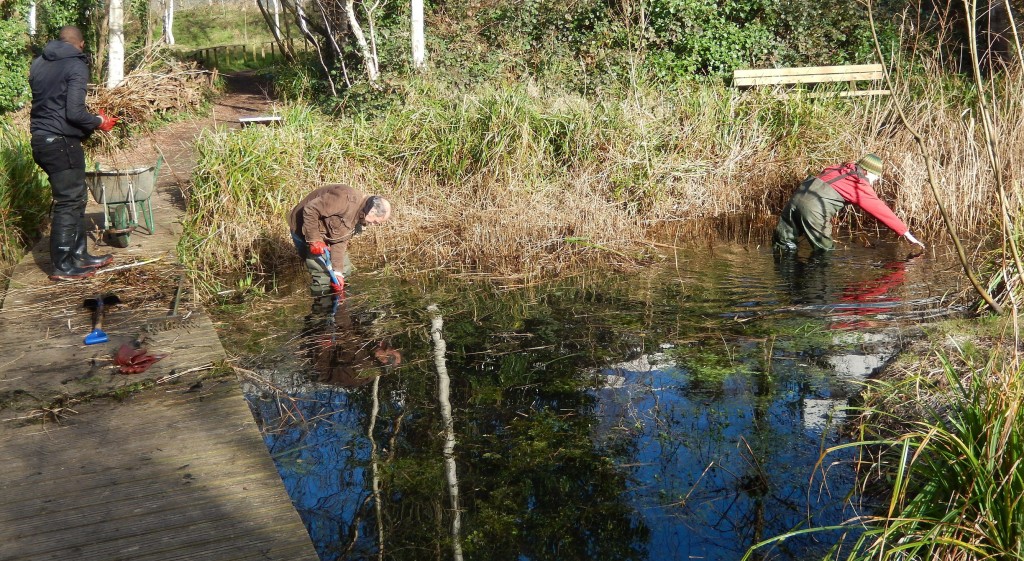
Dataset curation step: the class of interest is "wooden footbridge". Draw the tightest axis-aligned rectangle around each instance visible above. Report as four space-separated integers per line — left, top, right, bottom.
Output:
0 98 319 560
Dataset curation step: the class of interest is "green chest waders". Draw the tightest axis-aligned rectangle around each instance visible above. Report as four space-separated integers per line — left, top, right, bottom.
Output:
773 175 849 251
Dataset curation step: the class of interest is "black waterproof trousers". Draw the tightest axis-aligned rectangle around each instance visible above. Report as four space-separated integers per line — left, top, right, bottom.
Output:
30 134 89 271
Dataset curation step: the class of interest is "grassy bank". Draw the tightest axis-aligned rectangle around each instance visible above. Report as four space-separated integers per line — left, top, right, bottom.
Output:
179 66 1024 291
824 319 1023 560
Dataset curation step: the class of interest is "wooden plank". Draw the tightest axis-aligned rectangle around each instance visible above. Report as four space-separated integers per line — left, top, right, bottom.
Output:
733 64 885 87
733 64 882 78
0 382 319 561
734 71 884 86
808 88 891 98
760 88 892 100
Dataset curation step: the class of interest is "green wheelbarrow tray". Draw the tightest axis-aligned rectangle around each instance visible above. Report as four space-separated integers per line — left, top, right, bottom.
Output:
85 157 163 248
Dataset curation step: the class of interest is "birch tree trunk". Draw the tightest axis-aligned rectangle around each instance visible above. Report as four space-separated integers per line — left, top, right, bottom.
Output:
28 1 37 36
270 0 282 41
107 0 125 88
164 0 175 45
344 0 379 81
411 0 425 69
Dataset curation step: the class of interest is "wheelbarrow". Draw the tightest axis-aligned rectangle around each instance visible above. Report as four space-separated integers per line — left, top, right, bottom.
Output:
85 157 163 248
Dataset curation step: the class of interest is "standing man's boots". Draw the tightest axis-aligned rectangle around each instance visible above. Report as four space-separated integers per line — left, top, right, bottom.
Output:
49 226 95 281
72 224 113 269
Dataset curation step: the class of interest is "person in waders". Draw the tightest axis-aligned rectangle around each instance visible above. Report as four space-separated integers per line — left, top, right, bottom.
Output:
29 26 119 280
773 154 926 252
288 184 392 297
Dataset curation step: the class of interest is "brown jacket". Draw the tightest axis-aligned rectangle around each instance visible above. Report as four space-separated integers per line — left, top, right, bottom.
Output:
288 184 373 268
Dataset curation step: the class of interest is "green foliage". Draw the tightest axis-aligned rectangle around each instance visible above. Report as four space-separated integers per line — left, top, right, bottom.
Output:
37 0 100 47
169 5 275 49
0 19 30 113
0 121 49 268
470 0 882 84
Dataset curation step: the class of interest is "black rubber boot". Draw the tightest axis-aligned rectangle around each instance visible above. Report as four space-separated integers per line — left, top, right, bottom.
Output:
72 223 113 269
49 222 95 281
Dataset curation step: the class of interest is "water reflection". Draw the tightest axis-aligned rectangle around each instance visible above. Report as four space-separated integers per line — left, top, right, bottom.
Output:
238 244 963 561
304 295 402 388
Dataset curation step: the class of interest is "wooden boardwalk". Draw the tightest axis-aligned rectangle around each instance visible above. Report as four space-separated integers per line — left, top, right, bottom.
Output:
0 85 319 561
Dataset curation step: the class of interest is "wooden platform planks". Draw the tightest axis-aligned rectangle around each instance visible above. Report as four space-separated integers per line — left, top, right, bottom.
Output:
0 92 319 561
0 381 318 561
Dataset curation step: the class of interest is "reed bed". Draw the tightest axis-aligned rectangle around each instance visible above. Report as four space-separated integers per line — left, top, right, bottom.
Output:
0 122 49 271
179 68 1024 291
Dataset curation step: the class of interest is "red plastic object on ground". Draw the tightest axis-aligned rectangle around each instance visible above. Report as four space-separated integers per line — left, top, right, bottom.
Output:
114 343 168 374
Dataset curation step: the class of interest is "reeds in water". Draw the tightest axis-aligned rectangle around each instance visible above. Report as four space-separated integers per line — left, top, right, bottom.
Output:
179 69 1024 289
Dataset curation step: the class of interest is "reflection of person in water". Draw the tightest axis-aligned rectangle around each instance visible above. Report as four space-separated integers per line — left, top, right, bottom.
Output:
774 252 910 327
773 251 834 306
302 296 402 388
831 260 907 330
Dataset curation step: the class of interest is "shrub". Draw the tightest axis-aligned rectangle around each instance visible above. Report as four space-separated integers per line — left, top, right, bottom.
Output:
0 19 31 114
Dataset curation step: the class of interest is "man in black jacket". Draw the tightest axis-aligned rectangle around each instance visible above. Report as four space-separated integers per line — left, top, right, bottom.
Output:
29 26 118 280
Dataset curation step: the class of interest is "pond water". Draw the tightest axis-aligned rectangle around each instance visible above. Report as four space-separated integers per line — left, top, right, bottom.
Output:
232 241 964 561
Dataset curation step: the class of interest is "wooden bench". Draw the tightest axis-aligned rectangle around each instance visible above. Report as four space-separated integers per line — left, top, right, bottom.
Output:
732 64 890 97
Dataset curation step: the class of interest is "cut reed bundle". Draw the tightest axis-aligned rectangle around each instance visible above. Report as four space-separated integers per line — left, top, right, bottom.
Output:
87 51 213 131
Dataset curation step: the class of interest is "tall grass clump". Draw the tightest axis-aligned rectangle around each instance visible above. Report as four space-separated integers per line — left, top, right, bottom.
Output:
0 121 49 272
816 342 1024 560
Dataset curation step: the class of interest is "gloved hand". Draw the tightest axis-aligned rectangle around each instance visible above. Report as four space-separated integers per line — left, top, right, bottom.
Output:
904 232 925 250
97 109 119 132
308 241 328 256
331 274 345 295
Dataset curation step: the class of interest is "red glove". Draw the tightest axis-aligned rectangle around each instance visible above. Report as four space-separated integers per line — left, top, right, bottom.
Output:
331 275 345 295
308 241 328 256
97 109 119 132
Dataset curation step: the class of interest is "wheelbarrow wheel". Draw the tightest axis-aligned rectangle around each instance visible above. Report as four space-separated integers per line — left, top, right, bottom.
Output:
105 205 132 248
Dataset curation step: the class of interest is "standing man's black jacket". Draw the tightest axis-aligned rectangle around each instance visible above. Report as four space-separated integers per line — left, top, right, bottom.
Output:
29 40 101 138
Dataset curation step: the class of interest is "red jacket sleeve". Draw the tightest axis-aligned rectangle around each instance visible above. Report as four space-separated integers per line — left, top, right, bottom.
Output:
823 165 909 235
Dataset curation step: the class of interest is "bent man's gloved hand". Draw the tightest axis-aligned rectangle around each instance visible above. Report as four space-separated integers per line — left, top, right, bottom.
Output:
904 232 925 250
331 274 345 295
309 241 328 256
97 109 119 132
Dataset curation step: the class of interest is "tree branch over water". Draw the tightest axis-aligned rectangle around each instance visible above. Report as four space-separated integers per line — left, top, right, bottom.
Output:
866 0 1002 314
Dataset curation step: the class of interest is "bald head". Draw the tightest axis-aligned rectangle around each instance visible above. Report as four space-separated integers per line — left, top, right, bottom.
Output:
59 26 85 51
364 196 391 225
